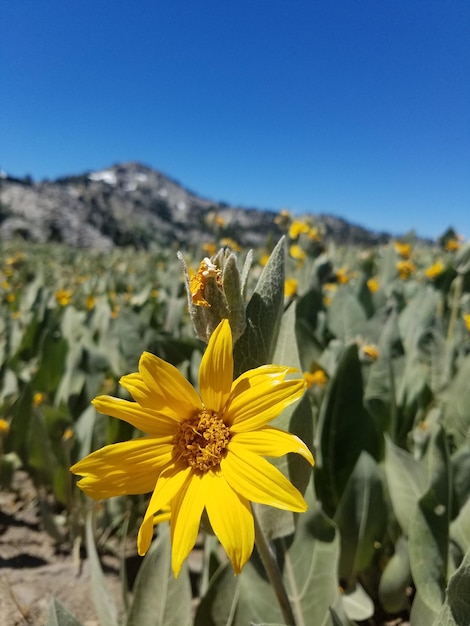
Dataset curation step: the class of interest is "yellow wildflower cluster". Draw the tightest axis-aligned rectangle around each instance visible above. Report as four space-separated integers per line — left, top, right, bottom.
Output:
284 279 298 298
303 370 328 388
55 289 72 306
367 277 379 293
464 314 470 332
424 261 444 280
396 260 416 280
394 242 412 259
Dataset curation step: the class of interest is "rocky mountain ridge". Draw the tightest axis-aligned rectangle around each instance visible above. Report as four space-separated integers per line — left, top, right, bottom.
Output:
0 162 391 250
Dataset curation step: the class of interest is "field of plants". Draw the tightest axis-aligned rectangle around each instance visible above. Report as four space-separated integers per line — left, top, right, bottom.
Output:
1 215 470 626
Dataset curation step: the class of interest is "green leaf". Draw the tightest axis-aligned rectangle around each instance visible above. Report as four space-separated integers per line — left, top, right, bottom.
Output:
450 498 470 557
442 354 470 447
378 535 411 613
334 451 387 580
85 512 119 626
281 503 342 626
295 286 325 370
45 597 84 626
383 436 427 535
340 583 374 621
126 524 192 626
234 236 285 376
315 344 380 517
408 425 451 615
432 546 470 625
326 290 367 343
195 489 341 626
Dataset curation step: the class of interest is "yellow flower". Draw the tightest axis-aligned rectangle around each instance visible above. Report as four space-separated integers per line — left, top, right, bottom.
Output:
367 277 379 293
55 289 72 306
71 320 312 577
202 242 217 257
288 220 310 240
307 226 322 242
445 238 461 252
260 253 271 267
220 238 241 252
86 295 96 310
284 279 298 298
6 293 16 303
396 260 416 280
361 345 380 361
62 427 74 442
289 244 306 261
336 267 349 285
303 370 328 388
394 242 412 258
33 392 46 407
463 314 470 332
189 258 222 308
424 261 444 280
0 418 10 435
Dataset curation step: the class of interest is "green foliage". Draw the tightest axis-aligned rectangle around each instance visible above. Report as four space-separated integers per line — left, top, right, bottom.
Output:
2 229 470 625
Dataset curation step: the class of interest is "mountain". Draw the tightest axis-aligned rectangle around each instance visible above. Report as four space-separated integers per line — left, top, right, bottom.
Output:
0 162 391 250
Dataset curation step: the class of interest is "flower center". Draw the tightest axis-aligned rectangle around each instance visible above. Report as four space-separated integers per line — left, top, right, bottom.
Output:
175 410 231 472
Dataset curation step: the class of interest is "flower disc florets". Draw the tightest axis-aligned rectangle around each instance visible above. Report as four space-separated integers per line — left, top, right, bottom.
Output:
176 410 231 471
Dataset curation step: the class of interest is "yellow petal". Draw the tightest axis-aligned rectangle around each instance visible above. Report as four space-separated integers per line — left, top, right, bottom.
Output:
137 462 192 556
198 319 233 413
232 426 314 466
204 471 254 574
137 352 202 420
226 378 306 432
170 472 206 577
229 365 292 399
222 445 308 512
92 396 178 436
71 437 173 499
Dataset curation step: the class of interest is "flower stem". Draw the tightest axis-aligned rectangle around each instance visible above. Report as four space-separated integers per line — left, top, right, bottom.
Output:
253 511 297 626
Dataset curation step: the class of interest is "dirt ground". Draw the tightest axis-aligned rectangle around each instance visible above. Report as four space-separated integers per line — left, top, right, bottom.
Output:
0 471 123 626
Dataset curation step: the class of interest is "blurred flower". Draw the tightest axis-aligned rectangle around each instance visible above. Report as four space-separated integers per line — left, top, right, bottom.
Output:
220 237 241 252
33 392 46 407
85 295 96 310
284 278 298 298
260 253 271 267
288 220 310 240
464 314 470 332
71 319 312 577
289 244 306 262
6 293 16 303
335 267 349 285
202 242 217 257
396 260 416 280
55 289 72 306
274 209 291 228
367 277 379 293
424 261 444 280
307 226 322 242
151 289 159 298
394 242 412 258
111 307 119 319
361 344 380 361
0 418 10 435
303 370 328 388
62 428 74 442
445 238 461 252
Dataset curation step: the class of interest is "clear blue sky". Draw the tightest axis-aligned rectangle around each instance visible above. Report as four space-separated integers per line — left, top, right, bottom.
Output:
1 0 469 240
